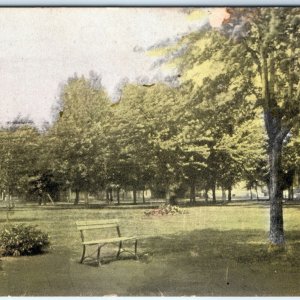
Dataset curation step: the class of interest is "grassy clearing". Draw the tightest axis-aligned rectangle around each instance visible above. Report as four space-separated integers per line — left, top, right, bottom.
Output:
0 201 300 296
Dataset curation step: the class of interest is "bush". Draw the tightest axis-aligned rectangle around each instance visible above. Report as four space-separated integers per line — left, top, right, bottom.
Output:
0 224 50 256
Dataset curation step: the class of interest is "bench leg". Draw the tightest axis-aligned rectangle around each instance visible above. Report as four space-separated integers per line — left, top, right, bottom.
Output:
117 241 123 258
80 245 86 263
134 239 138 259
97 246 102 267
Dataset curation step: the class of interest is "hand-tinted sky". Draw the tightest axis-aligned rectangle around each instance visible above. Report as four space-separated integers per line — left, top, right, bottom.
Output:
0 8 225 126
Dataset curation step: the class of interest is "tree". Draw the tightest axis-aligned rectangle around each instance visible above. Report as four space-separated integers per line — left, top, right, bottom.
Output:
217 118 268 201
223 8 300 245
0 118 42 202
109 83 181 203
49 74 110 204
157 8 300 245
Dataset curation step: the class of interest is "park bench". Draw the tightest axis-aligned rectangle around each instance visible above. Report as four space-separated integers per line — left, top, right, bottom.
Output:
76 219 138 266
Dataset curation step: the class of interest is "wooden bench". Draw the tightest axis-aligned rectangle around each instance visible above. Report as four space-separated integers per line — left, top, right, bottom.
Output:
76 219 138 266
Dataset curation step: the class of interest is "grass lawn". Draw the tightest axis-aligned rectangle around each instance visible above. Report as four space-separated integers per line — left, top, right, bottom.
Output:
0 201 300 296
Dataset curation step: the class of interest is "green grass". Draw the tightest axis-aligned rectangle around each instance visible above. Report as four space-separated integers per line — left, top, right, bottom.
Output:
1 201 300 296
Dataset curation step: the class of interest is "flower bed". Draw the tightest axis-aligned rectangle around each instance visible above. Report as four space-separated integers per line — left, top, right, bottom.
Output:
144 204 187 216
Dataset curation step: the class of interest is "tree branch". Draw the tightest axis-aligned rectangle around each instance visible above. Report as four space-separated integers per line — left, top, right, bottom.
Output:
244 42 262 75
275 127 291 144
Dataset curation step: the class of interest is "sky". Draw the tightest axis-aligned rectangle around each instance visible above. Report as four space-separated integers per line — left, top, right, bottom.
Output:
0 8 226 126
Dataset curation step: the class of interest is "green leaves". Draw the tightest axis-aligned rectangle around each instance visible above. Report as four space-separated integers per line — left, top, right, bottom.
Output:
0 124 42 195
0 224 50 256
48 75 111 193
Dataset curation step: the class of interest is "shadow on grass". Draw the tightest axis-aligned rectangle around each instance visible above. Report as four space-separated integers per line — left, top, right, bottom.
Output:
0 203 165 211
0 218 40 223
80 254 139 268
283 201 300 209
139 228 300 264
126 228 300 296
182 200 270 208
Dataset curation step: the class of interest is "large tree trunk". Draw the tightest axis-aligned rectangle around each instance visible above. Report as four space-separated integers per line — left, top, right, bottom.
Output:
269 139 285 245
261 46 288 245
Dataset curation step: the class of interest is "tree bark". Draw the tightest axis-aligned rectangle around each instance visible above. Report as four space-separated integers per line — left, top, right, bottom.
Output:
269 139 285 245
142 189 145 204
261 49 287 245
190 182 196 203
255 184 259 201
74 189 80 205
287 187 291 201
84 191 89 206
212 184 216 203
227 187 232 202
116 188 120 205
288 174 294 201
222 188 226 201
133 188 137 205
204 188 208 203
68 188 72 203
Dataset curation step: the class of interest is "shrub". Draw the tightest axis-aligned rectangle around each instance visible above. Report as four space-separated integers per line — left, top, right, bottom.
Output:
144 204 187 216
0 224 50 256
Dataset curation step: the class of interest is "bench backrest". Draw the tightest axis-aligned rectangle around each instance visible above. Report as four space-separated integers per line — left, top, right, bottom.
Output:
76 219 121 242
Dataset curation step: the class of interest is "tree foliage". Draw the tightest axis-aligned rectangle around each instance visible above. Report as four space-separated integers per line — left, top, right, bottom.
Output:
155 7 300 244
48 74 110 203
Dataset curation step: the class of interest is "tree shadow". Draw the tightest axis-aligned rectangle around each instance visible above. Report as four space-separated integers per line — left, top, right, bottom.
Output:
0 218 39 223
127 228 300 296
182 200 270 208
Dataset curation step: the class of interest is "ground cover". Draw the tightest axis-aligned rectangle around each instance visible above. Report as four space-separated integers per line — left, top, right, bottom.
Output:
0 201 300 296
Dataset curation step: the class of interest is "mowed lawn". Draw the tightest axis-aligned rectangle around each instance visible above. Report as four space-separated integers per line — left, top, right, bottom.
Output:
1 202 300 296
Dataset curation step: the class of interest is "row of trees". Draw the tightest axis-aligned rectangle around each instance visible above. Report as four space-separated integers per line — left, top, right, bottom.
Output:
1 72 299 205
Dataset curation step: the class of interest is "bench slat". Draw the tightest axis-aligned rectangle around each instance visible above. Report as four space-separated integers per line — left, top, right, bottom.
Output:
76 219 119 226
77 224 118 231
82 236 137 245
